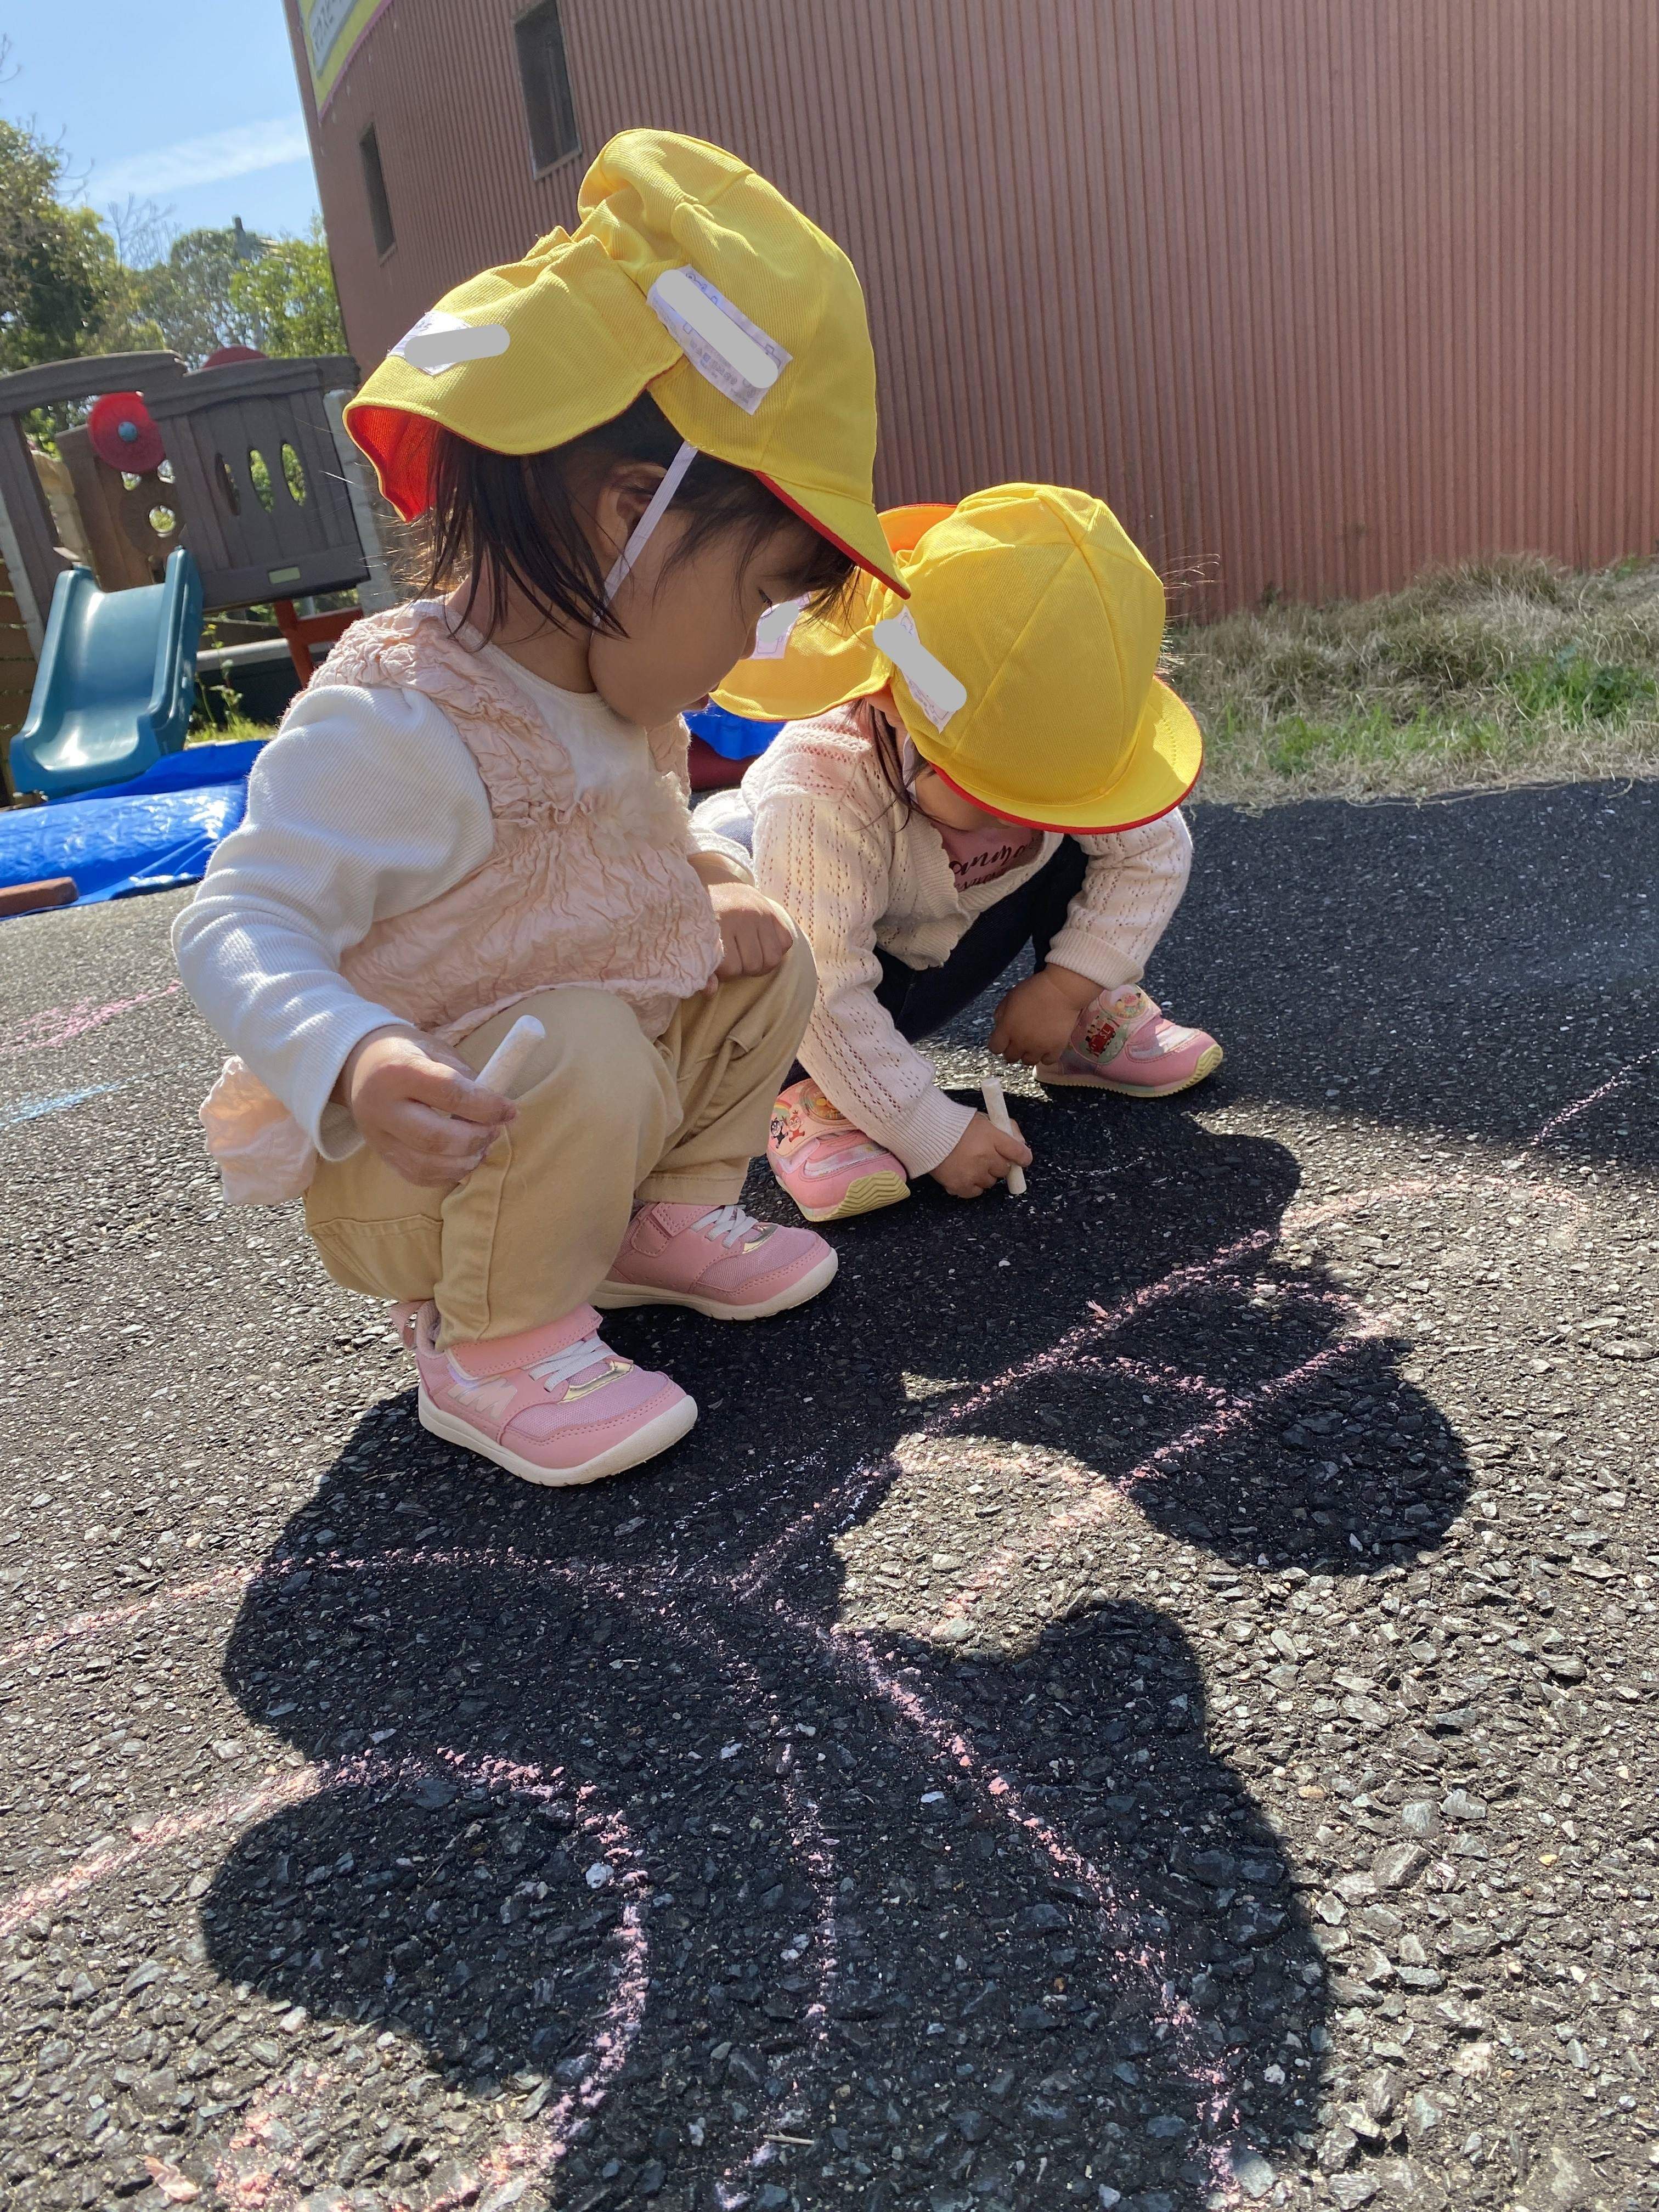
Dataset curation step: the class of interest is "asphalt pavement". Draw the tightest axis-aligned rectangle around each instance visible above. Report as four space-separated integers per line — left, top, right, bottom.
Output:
1 777 1656 2212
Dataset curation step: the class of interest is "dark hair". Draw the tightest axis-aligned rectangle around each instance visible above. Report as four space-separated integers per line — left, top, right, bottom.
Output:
862 696 917 824
418 388 855 640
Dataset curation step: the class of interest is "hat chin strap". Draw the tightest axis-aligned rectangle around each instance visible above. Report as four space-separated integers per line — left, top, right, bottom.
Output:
601 438 699 607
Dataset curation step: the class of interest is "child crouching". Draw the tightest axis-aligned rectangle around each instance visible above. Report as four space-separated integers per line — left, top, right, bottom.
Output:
174 131 905 1485
697 485 1221 1218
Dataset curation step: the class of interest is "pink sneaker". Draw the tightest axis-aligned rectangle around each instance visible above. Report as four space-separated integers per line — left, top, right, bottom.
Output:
1038 984 1223 1096
400 1300 696 1486
767 1079 911 1223
594 1200 838 1319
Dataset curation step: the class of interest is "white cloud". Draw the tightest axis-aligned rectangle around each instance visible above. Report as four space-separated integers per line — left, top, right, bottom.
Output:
91 116 313 202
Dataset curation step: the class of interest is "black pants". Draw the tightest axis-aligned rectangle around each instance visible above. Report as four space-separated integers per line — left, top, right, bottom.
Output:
874 838 1088 1042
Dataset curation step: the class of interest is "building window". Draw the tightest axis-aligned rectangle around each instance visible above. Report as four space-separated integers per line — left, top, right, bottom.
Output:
515 1 580 176
359 125 395 258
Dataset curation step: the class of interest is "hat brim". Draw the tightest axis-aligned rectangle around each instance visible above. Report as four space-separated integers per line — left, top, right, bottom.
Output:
757 472 908 596
340 402 911 605
918 676 1203 834
344 401 439 520
712 570 888 721
713 499 953 717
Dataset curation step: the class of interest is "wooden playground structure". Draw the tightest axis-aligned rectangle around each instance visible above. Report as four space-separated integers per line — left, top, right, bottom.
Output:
0 348 399 801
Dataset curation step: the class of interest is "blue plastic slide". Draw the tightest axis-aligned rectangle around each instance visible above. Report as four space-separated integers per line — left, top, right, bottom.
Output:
9 547 204 800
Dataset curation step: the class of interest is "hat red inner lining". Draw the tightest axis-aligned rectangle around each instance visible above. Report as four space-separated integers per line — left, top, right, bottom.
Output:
757 474 910 597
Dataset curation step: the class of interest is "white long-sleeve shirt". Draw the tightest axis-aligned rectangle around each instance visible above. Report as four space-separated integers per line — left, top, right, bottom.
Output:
173 645 749 1161
715 705 1193 1176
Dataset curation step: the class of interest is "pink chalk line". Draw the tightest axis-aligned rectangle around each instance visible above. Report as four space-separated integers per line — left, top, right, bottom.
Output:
1 1545 583 1668
927 1231 1279 1438
0 1746 650 2212
1 1562 259 1665
759 1597 1246 2196
0 981 180 1059
736 1231 1284 1598
0 1534 1260 2192
930 1332 1377 1638
1528 1047 1656 1149
1107 1354 1232 1406
500 1557 843 2205
0 1763 326 1940
3 1008 1643 2207
1283 1169 1587 1237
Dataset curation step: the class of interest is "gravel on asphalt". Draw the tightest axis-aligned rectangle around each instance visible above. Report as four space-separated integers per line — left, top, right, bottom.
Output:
1 777 1656 2212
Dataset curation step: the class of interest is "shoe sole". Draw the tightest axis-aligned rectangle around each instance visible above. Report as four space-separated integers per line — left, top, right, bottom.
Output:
593 1243 839 1321
417 1385 698 1486
1039 1042 1224 1097
789 1169 911 1224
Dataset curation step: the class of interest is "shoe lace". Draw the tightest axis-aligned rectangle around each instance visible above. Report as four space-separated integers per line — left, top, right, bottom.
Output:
692 1201 772 1251
527 1331 628 1394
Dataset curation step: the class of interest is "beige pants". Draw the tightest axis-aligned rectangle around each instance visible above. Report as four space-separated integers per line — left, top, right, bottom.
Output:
305 931 815 1347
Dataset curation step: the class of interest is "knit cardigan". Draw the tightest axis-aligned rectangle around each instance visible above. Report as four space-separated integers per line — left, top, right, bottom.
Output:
738 703 1193 1175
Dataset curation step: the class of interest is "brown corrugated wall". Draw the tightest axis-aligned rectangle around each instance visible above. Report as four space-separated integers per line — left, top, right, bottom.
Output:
286 0 1659 612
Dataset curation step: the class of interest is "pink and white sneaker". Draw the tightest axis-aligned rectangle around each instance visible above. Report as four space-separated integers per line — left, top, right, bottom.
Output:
1038 984 1223 1097
594 1200 838 1320
767 1079 911 1223
400 1300 696 1487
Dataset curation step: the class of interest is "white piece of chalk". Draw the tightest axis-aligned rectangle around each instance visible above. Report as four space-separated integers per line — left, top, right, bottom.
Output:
980 1076 1028 1197
475 1014 545 1097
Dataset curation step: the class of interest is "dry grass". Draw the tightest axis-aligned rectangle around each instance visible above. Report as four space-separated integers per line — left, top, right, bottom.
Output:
1172 553 1659 805
186 713 275 747
176 555 1659 805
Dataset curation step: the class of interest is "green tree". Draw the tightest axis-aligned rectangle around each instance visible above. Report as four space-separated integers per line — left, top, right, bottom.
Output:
227 219 347 358
0 114 129 370
133 227 244 363
134 218 346 365
0 63 346 376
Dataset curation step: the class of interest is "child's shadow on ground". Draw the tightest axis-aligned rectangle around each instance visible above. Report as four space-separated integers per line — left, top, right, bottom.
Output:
202 1105 1468 2211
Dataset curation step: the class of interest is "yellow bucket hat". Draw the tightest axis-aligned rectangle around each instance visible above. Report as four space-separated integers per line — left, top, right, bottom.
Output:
716 484 1201 832
344 128 903 594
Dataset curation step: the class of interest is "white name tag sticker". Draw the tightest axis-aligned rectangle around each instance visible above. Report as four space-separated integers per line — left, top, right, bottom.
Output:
871 611 968 731
751 596 807 660
647 267 791 414
393 311 510 376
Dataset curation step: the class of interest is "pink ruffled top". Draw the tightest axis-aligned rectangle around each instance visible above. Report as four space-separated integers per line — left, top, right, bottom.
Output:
194 602 723 1203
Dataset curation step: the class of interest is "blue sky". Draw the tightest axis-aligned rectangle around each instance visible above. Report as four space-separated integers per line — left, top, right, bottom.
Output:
5 2 323 247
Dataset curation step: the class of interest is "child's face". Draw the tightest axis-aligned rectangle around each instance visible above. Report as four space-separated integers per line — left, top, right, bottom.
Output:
589 504 823 729
870 691 1018 833
911 760 1012 834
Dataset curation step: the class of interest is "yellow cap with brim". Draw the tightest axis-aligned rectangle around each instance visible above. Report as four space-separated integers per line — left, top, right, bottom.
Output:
343 129 904 594
715 485 1201 832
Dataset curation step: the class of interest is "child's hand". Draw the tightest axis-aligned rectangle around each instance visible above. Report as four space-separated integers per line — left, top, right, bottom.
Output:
707 882 793 987
989 964 1101 1065
931 1109 1032 1198
340 1027 517 1188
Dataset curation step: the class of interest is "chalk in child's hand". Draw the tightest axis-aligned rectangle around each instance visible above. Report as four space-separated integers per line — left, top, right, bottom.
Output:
474 1014 545 1098
980 1076 1028 1197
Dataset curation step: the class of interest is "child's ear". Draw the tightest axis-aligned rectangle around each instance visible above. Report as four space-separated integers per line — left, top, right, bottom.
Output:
592 462 667 555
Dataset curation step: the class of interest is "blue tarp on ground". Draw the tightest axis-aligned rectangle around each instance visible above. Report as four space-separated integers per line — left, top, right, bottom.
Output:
1 706 782 910
690 700 783 760
0 741 263 905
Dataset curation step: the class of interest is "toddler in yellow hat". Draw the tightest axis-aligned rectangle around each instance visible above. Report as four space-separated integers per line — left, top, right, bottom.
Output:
695 484 1223 1220
174 130 900 1489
